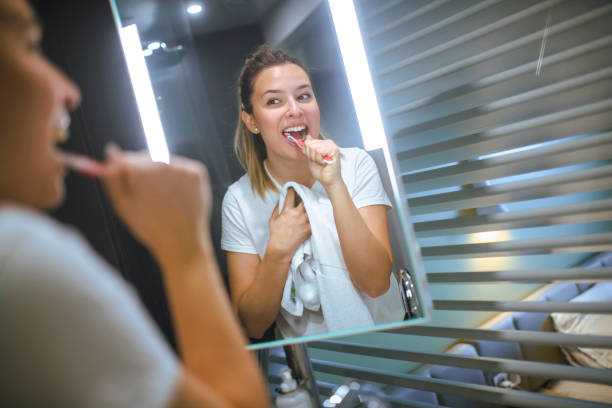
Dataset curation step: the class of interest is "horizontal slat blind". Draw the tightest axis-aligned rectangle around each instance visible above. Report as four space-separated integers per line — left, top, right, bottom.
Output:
414 199 612 236
286 1 612 406
389 325 612 349
269 353 612 408
408 165 612 214
426 267 612 283
308 340 612 386
359 0 612 269
295 357 611 408
402 131 612 193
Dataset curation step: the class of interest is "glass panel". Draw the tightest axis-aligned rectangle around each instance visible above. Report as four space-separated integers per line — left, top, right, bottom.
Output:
110 0 431 349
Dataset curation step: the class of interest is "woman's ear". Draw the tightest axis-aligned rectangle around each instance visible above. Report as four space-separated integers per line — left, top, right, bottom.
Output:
241 111 258 134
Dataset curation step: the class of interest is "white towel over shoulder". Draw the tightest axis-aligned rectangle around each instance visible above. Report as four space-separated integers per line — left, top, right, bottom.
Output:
277 182 403 333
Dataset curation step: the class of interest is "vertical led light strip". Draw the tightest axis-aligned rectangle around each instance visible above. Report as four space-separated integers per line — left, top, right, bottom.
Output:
328 0 386 151
118 24 170 163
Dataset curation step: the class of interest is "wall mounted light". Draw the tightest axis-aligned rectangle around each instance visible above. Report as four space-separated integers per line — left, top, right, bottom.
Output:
147 41 161 50
328 0 386 151
186 3 203 15
118 24 170 163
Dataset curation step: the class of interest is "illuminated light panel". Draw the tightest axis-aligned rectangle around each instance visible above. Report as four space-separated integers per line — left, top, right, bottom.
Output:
119 24 170 163
186 4 203 15
328 0 386 151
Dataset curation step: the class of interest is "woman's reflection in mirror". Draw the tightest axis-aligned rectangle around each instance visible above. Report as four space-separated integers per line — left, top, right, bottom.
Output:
222 45 404 342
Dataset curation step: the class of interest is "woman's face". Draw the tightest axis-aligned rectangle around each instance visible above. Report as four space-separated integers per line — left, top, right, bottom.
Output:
0 0 81 209
242 63 320 164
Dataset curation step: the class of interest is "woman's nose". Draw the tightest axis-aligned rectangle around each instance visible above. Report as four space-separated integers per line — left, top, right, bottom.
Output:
62 75 81 111
286 97 302 117
55 66 81 111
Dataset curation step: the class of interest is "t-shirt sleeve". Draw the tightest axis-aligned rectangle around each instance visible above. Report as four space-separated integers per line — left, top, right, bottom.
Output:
221 187 258 254
0 216 179 408
350 149 392 209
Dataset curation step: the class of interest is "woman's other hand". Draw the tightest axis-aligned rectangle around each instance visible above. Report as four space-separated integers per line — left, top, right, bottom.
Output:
101 145 212 266
303 136 342 189
267 187 311 261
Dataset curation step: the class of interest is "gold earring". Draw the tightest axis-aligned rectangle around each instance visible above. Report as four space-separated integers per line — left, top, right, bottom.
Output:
253 127 259 133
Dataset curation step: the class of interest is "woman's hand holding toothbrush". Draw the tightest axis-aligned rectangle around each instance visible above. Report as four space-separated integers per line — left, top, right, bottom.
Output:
303 136 343 191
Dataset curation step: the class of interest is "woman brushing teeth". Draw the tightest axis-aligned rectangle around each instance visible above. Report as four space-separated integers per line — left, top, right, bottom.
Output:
0 0 268 405
222 45 399 341
55 112 109 178
282 125 334 164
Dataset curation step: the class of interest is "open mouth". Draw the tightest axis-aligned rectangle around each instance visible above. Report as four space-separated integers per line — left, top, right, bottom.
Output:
54 112 71 143
282 125 308 144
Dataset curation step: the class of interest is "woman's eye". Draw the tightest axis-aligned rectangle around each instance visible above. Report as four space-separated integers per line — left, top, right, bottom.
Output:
298 93 311 101
266 98 280 106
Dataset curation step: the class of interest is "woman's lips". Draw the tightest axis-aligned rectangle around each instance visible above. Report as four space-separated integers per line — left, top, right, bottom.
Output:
281 125 308 141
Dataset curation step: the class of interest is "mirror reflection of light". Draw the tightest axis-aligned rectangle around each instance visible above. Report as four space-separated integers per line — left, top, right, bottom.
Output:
467 256 517 271
328 0 386 151
186 4 203 15
470 230 511 244
147 41 161 50
119 24 170 163
336 384 350 397
142 48 153 57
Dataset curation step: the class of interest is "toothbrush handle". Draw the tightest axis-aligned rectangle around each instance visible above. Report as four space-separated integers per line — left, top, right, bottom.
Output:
286 135 334 163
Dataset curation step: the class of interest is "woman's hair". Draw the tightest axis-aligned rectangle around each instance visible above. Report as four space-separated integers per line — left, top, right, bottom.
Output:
233 45 309 199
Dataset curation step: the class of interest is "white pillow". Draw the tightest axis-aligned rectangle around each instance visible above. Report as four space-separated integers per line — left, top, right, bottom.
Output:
551 282 612 369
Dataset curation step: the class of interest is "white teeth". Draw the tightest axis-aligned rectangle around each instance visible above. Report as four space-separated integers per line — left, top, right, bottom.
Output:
60 112 71 131
282 125 306 133
55 112 71 143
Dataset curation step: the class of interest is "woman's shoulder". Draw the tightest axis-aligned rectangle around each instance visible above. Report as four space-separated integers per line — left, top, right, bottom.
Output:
0 205 93 263
339 146 366 157
0 205 72 242
0 205 108 287
224 173 254 202
339 146 375 170
0 206 138 305
222 173 270 213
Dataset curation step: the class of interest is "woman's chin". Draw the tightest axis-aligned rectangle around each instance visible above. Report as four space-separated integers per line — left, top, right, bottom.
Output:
291 152 308 163
37 176 67 210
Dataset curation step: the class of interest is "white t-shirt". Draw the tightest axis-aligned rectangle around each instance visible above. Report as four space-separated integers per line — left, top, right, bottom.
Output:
221 147 392 338
0 207 178 408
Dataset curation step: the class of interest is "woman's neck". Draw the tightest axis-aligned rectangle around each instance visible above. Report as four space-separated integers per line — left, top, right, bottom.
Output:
265 156 314 188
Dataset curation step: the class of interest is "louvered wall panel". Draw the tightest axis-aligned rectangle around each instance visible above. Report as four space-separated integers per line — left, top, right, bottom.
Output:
306 1 612 406
356 0 612 241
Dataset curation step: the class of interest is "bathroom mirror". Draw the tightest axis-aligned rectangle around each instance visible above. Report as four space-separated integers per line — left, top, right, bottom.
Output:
110 0 431 349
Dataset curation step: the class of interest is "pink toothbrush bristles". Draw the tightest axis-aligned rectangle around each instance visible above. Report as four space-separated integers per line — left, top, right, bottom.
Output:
283 133 334 164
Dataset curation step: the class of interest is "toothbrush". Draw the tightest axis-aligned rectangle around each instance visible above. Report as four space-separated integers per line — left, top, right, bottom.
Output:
61 152 108 178
283 134 334 164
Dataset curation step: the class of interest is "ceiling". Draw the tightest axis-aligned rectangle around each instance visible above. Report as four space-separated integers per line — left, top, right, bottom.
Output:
115 0 280 41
